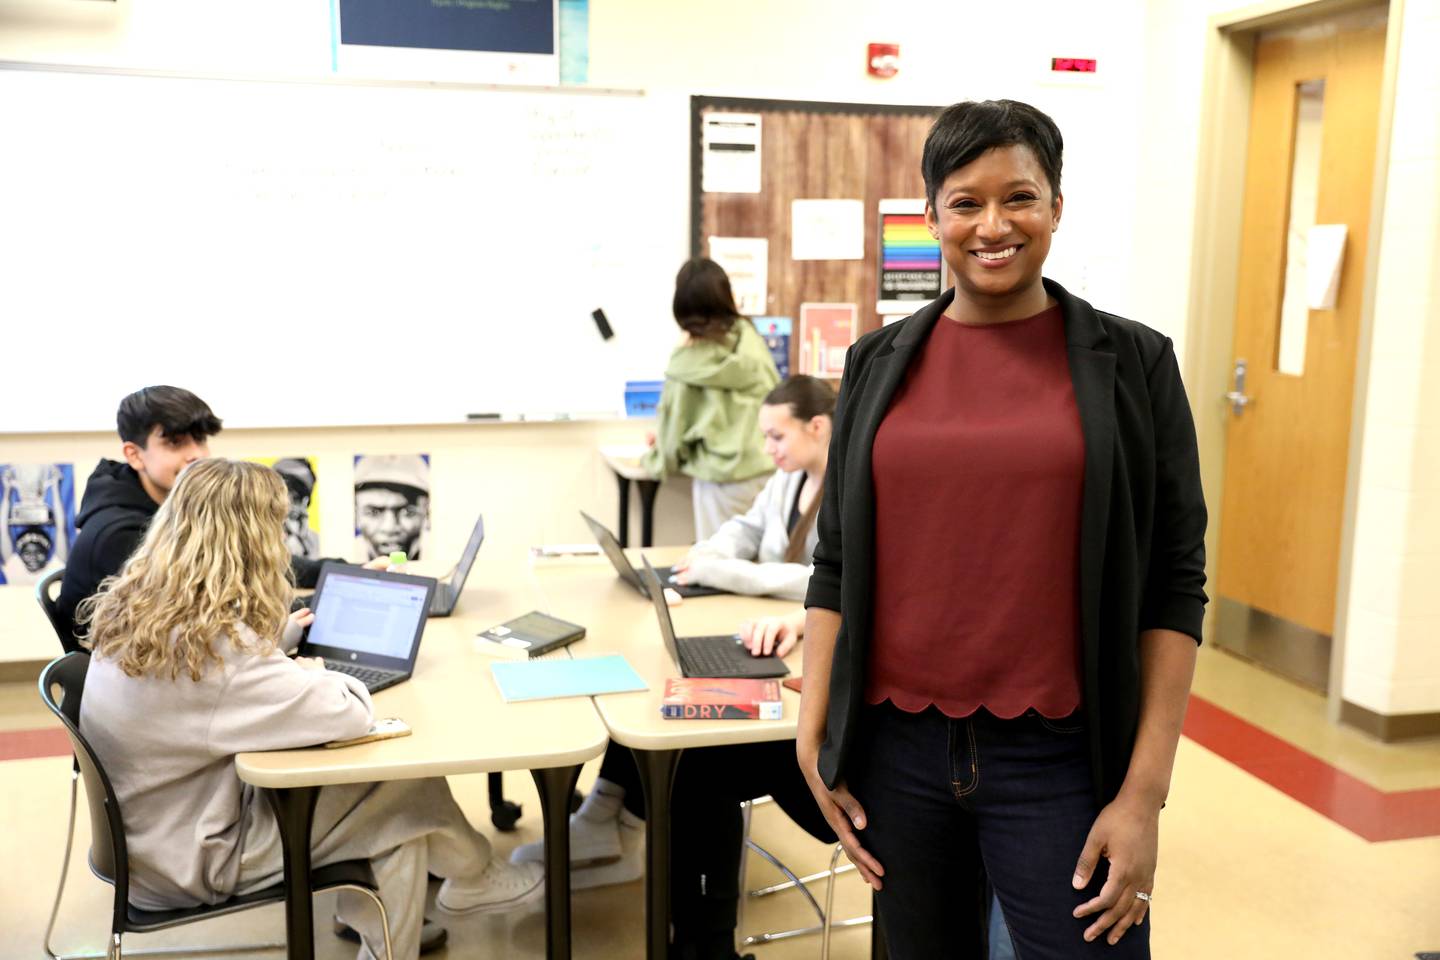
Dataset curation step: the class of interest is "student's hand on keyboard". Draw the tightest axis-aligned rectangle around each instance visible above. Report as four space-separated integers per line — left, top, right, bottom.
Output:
294 656 326 672
669 556 692 584
739 609 805 658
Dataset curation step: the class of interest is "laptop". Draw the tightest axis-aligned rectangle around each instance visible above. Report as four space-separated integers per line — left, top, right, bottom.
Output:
581 510 727 599
639 556 788 679
429 515 485 617
299 563 437 693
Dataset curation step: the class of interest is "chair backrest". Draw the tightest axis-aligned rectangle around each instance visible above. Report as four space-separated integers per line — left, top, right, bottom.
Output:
38 652 133 931
35 567 81 654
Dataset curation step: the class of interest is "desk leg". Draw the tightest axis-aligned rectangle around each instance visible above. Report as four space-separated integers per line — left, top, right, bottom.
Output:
615 474 633 548
531 766 582 960
637 480 660 549
264 786 321 960
633 747 682 960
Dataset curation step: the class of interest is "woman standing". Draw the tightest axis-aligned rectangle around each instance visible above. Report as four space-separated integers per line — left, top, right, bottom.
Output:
797 100 1207 958
642 258 780 540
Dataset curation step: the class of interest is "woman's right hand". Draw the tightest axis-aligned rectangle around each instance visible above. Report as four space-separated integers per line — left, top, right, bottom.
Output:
797 736 885 890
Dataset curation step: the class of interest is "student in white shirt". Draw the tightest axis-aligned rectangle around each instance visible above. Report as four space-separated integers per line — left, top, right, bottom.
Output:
77 459 542 960
669 375 835 600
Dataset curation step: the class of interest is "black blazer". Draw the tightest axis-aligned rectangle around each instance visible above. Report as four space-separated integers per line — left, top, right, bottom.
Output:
805 278 1208 804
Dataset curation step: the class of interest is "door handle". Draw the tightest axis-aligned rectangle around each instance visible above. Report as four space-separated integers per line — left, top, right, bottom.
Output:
1225 358 1252 416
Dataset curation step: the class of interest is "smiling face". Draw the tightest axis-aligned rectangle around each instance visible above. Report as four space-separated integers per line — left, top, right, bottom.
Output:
925 143 1062 319
122 426 211 504
758 403 830 475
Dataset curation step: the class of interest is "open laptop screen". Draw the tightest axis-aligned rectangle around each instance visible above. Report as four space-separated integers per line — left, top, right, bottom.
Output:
448 515 486 595
306 569 431 665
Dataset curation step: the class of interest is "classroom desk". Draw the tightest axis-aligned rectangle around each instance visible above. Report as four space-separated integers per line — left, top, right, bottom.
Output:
599 444 661 548
531 548 802 960
236 549 609 960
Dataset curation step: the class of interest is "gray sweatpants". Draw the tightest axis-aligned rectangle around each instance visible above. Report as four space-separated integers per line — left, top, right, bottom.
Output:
690 474 770 541
236 777 492 960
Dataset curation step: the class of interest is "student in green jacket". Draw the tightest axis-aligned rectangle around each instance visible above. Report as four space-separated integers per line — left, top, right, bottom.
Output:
642 258 780 539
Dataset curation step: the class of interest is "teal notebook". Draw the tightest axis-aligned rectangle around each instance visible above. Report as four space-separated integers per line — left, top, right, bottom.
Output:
491 655 647 702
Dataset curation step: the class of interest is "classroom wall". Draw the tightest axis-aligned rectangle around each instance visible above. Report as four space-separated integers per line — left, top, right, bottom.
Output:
4 0 1437 719
1338 0 1440 718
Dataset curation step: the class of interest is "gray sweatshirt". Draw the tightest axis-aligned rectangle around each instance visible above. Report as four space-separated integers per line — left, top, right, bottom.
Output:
686 468 818 600
79 626 373 909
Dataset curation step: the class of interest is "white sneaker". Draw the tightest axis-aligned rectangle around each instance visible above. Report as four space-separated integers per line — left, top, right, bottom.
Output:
434 858 544 915
572 809 645 891
510 808 623 867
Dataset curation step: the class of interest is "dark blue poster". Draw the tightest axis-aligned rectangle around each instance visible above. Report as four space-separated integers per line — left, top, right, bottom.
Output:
339 0 554 55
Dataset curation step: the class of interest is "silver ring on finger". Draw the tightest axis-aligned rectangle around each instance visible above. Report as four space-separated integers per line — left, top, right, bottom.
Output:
1134 891 1153 903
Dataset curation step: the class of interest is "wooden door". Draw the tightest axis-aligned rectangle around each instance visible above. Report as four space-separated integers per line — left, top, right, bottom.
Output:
1216 15 1386 635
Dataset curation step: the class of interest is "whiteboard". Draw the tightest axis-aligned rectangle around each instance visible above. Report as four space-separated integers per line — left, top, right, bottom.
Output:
0 64 690 431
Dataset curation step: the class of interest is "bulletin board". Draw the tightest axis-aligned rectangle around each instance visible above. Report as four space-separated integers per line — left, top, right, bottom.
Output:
690 96 941 380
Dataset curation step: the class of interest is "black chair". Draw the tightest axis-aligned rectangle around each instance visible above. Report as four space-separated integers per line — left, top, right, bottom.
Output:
36 567 81 654
39 653 393 960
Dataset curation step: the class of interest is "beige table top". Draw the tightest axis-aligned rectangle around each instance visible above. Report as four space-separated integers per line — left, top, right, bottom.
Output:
236 547 609 789
598 444 656 481
532 547 804 752
0 582 65 664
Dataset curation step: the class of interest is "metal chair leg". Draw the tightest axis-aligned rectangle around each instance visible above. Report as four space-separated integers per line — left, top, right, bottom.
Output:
43 764 80 960
821 842 845 960
347 885 394 960
735 800 753 953
105 933 121 960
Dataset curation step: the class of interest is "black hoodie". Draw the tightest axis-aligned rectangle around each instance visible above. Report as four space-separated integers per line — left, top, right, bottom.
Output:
54 459 158 648
53 459 336 648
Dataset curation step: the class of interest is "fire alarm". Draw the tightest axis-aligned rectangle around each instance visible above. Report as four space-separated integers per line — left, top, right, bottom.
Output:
867 43 900 78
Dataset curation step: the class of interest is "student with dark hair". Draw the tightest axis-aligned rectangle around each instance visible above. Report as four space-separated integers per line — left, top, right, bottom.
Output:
54 386 349 646
642 258 780 540
670 375 835 599
799 100 1208 958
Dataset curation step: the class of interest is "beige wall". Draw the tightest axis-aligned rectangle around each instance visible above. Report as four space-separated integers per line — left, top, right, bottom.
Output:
1339 0 1440 716
2 0 1437 717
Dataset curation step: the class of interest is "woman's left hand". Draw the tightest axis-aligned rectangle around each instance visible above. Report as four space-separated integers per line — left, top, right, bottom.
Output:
1071 794 1159 944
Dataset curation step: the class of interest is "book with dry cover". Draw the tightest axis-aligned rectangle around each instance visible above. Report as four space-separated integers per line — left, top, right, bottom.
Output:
660 678 783 720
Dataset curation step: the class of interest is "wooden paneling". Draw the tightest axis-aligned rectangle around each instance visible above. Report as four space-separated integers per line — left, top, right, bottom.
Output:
694 98 938 376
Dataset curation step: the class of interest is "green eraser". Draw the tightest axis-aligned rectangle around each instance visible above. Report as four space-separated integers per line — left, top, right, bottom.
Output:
388 551 407 565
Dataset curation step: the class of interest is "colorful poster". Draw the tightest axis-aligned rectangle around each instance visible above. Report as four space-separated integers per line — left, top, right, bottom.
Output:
353 454 431 562
708 236 769 315
798 303 858 378
756 316 792 379
0 463 76 586
251 457 323 561
877 199 944 314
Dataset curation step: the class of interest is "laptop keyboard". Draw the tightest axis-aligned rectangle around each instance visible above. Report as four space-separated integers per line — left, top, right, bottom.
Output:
325 662 396 690
679 635 752 676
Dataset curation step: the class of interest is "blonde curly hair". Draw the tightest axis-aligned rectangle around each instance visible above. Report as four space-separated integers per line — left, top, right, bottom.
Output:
79 458 295 680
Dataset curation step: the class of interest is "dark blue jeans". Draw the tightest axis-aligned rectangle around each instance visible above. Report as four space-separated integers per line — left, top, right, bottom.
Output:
849 703 1151 960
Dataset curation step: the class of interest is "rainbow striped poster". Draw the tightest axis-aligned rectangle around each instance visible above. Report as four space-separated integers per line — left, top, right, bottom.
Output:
877 199 943 315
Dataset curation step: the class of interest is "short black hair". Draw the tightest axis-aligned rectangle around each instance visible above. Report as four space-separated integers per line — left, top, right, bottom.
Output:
116 386 223 448
764 375 836 421
921 100 1064 208
672 258 741 340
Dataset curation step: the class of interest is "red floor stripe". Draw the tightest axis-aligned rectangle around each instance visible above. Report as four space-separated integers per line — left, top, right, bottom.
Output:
1183 695 1440 842
3 700 1439 841
0 726 71 762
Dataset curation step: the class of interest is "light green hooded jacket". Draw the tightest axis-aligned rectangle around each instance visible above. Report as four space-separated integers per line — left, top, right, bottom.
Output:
641 318 780 483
